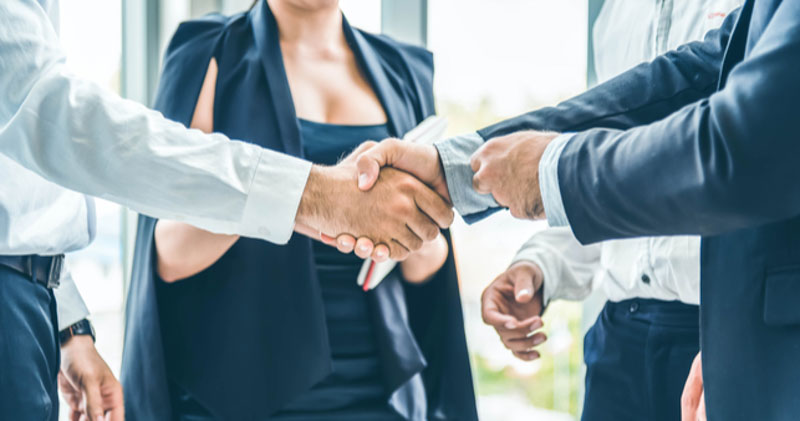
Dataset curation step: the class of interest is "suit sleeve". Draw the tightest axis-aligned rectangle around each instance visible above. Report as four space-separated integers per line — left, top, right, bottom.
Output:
477 8 739 139
558 0 800 244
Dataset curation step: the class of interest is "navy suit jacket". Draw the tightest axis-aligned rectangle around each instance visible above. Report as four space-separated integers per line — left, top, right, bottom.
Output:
479 1 800 419
120 2 478 421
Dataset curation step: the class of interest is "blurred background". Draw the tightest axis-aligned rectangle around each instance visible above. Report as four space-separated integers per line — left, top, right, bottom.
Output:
59 0 606 419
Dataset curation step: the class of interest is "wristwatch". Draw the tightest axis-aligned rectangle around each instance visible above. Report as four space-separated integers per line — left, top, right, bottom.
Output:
59 319 96 345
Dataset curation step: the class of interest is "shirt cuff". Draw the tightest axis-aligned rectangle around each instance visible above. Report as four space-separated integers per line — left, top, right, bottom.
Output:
539 133 573 227
54 270 90 331
240 149 313 245
434 132 500 218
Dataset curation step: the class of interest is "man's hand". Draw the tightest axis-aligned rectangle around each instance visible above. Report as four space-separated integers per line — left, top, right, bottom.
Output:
355 138 449 201
481 261 547 361
59 336 124 421
296 159 454 260
325 138 449 261
681 351 706 421
470 131 558 219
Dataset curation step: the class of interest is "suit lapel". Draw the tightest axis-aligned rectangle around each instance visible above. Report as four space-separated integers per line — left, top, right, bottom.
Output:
250 1 303 156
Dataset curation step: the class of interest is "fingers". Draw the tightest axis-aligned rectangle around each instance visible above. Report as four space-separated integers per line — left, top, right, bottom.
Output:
513 349 541 361
353 237 374 259
470 145 493 195
371 244 390 262
356 138 403 191
503 331 548 353
413 183 455 229
319 232 338 247
508 266 536 303
681 352 704 421
496 316 544 342
340 140 378 165
336 235 355 253
81 379 105 421
397 226 424 252
697 391 706 421
388 240 410 261
406 210 441 242
105 379 125 421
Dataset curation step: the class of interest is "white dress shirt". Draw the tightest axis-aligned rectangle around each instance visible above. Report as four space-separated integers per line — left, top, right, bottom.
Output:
434 0 741 306
1 1 314 328
515 0 742 305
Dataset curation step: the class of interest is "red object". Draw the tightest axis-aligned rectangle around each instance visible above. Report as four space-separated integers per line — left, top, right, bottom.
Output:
362 260 377 291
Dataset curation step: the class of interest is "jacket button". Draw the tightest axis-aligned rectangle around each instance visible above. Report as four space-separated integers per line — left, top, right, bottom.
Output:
641 274 651 284
629 302 639 313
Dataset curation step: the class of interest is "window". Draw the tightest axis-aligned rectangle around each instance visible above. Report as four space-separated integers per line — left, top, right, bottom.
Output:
427 0 588 418
58 2 125 418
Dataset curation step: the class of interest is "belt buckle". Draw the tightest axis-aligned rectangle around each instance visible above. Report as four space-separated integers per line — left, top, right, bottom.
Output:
46 255 64 289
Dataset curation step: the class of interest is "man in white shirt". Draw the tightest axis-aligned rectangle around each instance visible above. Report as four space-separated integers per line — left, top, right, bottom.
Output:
478 1 741 420
0 1 452 420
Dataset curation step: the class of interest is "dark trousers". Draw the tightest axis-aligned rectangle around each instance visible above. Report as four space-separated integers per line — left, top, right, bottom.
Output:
0 266 60 421
582 299 700 421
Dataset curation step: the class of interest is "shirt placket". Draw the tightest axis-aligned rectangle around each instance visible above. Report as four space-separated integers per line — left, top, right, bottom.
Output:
655 0 674 55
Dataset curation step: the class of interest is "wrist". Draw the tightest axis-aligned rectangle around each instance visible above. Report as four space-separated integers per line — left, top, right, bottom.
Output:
60 333 95 351
296 165 327 229
59 318 95 347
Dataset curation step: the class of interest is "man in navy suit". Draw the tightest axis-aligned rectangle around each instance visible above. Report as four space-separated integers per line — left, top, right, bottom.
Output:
350 1 800 419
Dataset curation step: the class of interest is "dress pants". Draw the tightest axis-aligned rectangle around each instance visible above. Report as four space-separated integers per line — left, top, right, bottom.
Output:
0 266 60 421
582 298 700 421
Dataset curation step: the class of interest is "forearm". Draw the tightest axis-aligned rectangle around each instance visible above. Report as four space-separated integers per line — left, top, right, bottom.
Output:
0 2 311 244
154 221 239 282
400 234 448 283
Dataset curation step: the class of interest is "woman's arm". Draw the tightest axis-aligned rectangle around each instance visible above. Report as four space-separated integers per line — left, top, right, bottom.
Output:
399 234 449 283
155 58 241 283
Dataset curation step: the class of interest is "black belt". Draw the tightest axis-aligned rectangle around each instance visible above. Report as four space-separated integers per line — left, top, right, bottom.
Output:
0 254 64 289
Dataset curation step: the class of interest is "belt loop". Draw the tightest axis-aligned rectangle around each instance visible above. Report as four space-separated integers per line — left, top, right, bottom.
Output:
26 256 36 284
47 255 64 289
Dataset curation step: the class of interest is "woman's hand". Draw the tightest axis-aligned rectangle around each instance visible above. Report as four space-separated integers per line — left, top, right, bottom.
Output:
399 233 449 283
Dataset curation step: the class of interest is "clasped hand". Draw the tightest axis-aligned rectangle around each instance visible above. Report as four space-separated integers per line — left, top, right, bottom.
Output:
298 130 558 261
295 141 453 261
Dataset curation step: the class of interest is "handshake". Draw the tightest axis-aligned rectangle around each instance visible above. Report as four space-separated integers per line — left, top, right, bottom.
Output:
294 130 559 261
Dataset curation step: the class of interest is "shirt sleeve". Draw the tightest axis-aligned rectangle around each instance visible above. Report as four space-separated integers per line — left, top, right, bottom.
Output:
434 132 500 216
511 226 602 305
538 133 574 227
0 1 311 245
53 268 90 332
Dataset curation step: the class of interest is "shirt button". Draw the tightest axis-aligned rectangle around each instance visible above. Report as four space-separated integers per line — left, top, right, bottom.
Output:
629 302 639 313
641 274 651 284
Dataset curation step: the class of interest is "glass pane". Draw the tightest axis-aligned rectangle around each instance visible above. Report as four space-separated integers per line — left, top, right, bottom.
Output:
427 0 588 419
58 2 124 419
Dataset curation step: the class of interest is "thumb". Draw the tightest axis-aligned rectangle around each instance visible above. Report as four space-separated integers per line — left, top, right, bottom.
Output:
508 267 535 303
356 139 402 191
82 380 105 421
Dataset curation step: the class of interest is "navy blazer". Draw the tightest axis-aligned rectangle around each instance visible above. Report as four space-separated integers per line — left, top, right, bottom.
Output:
121 3 478 421
479 1 800 419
